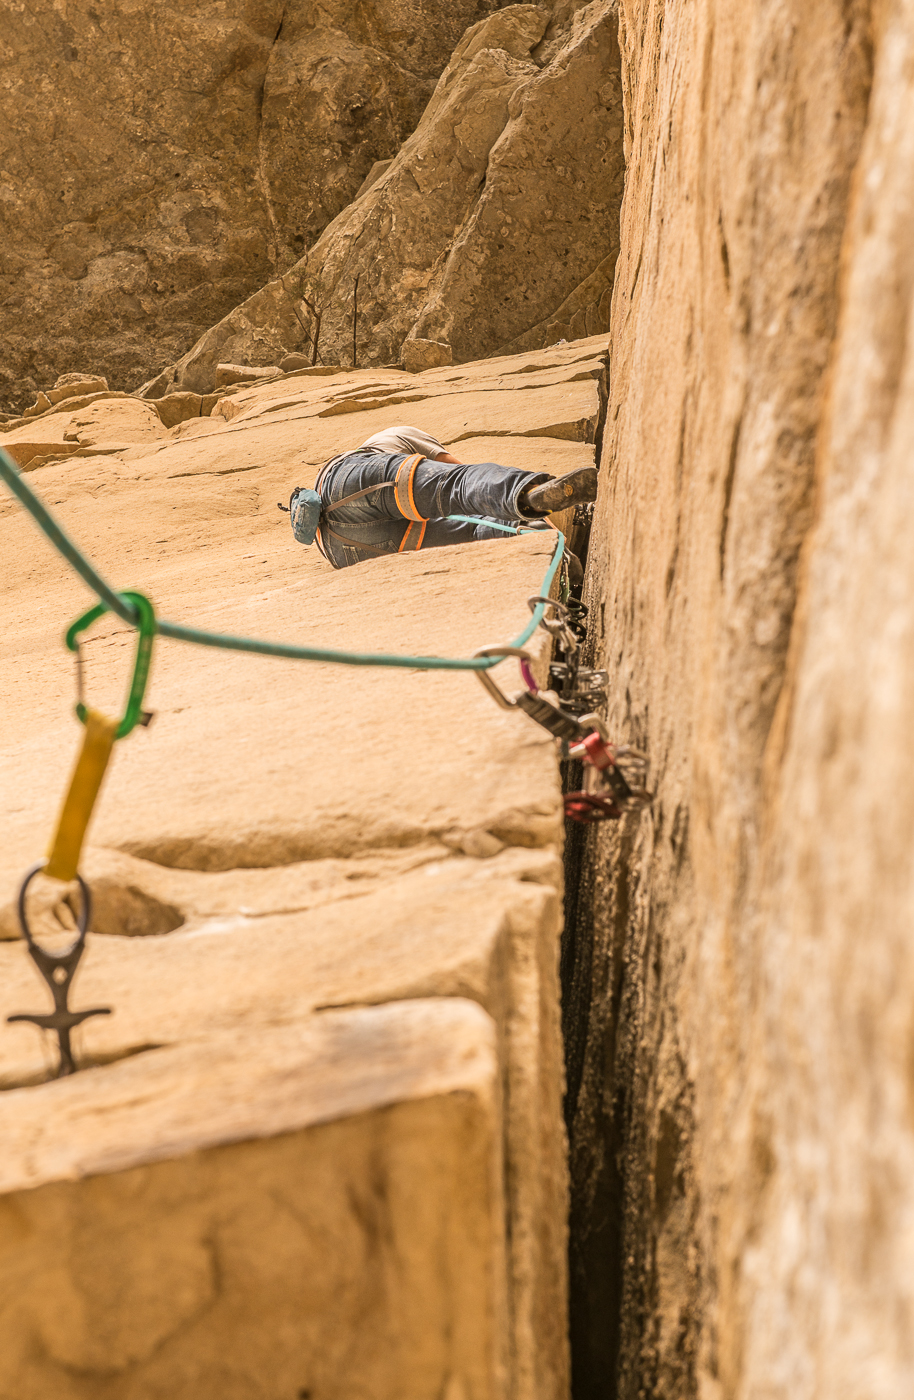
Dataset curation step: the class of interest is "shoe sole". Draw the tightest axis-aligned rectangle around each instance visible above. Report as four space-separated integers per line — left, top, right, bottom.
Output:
524 467 598 515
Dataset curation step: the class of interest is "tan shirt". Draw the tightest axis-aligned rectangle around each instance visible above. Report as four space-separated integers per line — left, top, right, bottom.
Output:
322 425 445 479
357 425 445 458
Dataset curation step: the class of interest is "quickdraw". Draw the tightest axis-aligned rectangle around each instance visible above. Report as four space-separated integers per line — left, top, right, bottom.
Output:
67 589 156 738
7 591 156 1077
526 595 609 716
473 599 651 825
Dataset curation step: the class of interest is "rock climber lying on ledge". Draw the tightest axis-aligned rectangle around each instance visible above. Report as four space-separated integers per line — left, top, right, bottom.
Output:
283 425 597 571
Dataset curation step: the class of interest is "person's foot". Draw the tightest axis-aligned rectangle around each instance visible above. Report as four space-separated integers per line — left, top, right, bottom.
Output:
518 466 598 516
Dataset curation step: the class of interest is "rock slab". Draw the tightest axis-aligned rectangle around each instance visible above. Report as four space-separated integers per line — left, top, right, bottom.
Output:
0 336 608 1398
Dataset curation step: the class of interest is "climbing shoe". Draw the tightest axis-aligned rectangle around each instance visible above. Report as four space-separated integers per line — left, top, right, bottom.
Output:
518 466 598 517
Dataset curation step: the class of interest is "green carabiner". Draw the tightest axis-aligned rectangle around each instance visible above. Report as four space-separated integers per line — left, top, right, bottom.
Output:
65 590 156 739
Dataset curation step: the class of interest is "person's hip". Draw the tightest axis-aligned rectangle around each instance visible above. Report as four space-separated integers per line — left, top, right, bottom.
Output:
316 516 409 568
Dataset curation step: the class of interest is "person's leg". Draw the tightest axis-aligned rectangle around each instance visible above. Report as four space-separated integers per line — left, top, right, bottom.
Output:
316 452 509 563
319 452 535 522
421 517 550 548
406 459 550 521
394 457 597 521
316 451 587 567
322 451 594 525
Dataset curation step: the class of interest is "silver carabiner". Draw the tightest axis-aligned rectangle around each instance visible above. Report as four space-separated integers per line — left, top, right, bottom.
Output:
527 595 569 633
471 645 535 710
527 595 578 653
577 711 610 741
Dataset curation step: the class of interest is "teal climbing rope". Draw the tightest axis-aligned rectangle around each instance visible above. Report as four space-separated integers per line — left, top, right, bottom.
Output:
0 447 563 671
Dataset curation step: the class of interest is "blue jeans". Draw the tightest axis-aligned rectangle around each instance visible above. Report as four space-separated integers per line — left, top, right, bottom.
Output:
316 451 551 569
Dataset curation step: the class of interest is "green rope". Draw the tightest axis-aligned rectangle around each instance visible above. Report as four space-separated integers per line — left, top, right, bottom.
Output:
0 447 562 671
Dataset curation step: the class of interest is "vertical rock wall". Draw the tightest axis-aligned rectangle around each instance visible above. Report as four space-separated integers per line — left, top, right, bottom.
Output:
570 1 914 1397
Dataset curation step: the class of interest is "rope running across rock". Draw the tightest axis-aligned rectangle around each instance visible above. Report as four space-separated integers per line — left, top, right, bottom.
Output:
0 446 563 671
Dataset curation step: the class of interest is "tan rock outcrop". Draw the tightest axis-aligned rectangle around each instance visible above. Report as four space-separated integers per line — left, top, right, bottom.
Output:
146 3 624 395
0 337 607 1396
403 338 456 372
568 2 914 1398
0 0 508 414
1 398 169 469
0 999 510 1400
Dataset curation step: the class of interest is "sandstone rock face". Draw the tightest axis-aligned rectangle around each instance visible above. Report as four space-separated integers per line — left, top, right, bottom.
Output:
0 337 608 1397
0 0 507 415
1 1000 509 1399
569 3 914 1399
147 2 624 396
258 0 501 257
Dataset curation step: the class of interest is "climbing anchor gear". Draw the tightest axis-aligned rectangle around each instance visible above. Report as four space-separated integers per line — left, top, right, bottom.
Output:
43 591 156 885
45 707 120 883
527 596 608 715
7 862 111 1078
472 645 590 741
564 718 652 822
528 595 579 652
6 587 156 1076
563 791 623 822
473 617 651 825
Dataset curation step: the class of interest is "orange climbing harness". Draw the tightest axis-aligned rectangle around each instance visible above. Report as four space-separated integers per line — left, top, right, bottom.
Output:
314 453 430 558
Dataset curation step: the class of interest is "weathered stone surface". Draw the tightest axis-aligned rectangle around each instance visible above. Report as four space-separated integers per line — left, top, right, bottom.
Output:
0 417 82 470
565 4 914 1400
132 363 604 462
278 352 318 373
0 999 511 1400
258 0 518 263
409 2 624 362
403 338 455 372
356 157 395 198
0 337 606 1397
214 363 281 389
0 398 168 468
149 3 624 394
0 0 510 414
46 375 109 406
152 392 220 431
